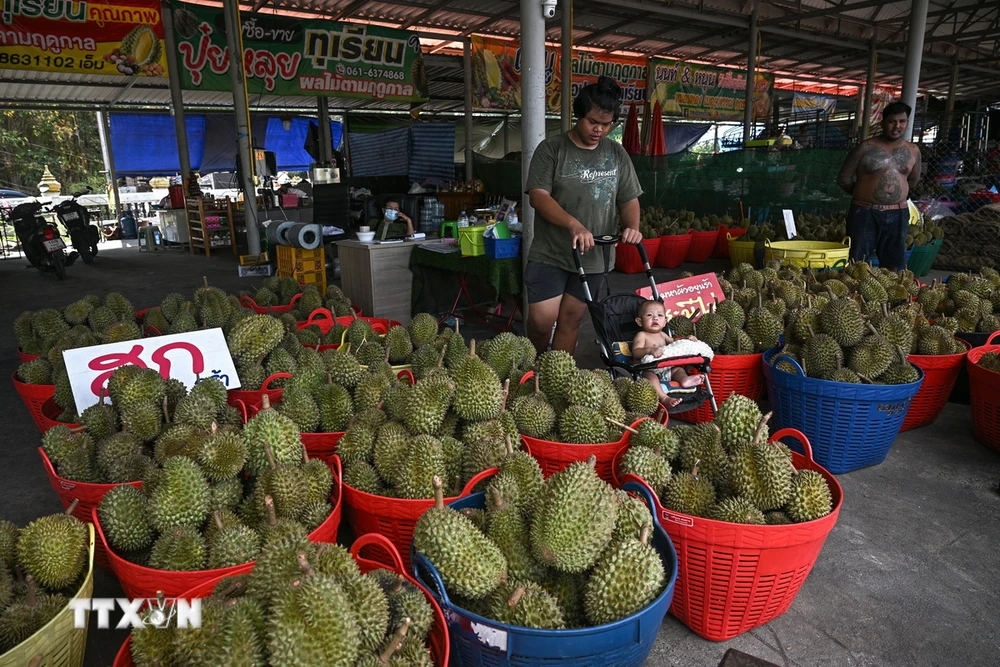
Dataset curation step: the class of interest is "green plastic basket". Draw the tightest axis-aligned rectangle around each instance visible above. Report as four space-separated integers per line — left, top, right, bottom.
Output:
907 239 943 277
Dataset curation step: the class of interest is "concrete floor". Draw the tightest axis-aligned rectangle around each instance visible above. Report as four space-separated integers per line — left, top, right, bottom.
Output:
0 244 997 667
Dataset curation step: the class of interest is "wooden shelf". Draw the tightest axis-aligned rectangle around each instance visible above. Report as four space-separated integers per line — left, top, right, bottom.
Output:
186 197 239 258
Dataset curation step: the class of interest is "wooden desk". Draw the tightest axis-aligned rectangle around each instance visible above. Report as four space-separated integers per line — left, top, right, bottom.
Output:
336 238 434 324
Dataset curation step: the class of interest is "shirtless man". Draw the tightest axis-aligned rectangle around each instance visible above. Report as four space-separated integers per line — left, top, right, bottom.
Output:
836 101 921 271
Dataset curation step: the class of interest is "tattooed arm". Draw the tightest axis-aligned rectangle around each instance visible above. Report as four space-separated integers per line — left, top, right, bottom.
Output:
907 147 921 191
836 142 865 195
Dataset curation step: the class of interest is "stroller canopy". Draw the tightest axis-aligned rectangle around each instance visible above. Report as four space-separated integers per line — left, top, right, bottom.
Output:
589 293 649 348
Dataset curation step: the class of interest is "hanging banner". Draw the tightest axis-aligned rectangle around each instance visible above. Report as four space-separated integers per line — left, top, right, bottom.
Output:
170 1 428 101
792 92 837 116
0 0 166 76
470 35 646 112
645 57 774 121
869 87 897 126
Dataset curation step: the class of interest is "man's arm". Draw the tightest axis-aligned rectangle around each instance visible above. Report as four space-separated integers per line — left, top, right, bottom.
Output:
907 146 922 191
836 142 866 195
618 198 641 244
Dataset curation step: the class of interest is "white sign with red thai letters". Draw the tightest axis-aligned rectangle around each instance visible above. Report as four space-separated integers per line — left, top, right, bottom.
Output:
635 272 726 321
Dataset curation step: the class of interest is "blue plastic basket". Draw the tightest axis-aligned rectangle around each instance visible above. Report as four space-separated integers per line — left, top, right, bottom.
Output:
411 484 677 666
485 236 521 259
762 348 924 474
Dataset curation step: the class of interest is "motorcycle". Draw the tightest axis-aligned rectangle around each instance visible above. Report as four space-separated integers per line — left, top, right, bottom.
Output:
8 201 76 279
53 187 100 263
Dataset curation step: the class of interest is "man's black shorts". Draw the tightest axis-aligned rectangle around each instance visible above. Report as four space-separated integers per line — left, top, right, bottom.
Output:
846 204 908 270
523 260 609 304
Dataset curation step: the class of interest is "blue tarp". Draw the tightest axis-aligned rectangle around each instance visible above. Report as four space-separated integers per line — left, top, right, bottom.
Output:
109 113 342 175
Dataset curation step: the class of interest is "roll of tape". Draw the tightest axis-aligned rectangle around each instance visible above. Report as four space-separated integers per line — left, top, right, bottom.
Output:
289 223 322 249
274 221 297 245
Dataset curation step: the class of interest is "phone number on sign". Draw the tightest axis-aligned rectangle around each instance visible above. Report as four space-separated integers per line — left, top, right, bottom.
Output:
0 52 109 70
337 64 406 80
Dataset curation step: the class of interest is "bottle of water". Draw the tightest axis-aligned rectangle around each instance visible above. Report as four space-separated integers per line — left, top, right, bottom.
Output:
457 210 469 228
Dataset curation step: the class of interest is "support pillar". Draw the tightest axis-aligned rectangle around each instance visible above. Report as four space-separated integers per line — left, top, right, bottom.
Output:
742 0 760 144
96 110 120 218
520 0 547 268
943 54 958 142
503 115 510 156
161 0 190 182
853 83 865 140
561 0 573 132
317 97 332 163
222 0 261 254
901 0 929 141
463 39 474 182
861 34 877 140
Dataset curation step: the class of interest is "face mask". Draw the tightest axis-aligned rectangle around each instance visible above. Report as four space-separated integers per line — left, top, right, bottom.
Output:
384 209 398 221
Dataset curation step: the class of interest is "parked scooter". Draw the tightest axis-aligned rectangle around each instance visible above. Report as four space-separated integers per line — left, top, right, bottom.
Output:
8 201 77 279
52 187 100 263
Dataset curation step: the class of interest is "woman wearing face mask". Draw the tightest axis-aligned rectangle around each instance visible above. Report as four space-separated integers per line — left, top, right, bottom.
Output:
374 199 414 238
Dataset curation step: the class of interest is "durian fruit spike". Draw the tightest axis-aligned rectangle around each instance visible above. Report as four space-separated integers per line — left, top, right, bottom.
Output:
604 417 639 435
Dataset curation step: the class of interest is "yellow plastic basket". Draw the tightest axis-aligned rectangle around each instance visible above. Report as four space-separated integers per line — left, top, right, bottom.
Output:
0 523 95 667
728 233 757 267
764 237 851 269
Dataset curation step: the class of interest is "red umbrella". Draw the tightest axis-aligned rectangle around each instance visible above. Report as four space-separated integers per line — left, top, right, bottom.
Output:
646 100 667 157
622 103 641 155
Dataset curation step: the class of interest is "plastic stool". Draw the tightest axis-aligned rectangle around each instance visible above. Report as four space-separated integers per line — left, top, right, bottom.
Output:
440 220 459 239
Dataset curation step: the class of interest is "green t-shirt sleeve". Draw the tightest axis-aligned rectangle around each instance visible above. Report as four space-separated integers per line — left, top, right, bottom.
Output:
524 139 556 194
614 144 643 206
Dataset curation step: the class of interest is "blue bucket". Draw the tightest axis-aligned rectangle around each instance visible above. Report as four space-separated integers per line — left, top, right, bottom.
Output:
763 348 924 474
411 483 678 666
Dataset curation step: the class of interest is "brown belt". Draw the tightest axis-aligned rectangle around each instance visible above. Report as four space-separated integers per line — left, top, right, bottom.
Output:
851 200 908 211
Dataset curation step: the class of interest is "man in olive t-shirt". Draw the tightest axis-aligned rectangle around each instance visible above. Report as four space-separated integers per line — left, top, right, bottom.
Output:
524 77 643 354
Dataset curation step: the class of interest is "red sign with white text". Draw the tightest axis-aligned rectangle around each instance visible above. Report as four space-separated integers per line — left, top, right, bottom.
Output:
635 272 725 321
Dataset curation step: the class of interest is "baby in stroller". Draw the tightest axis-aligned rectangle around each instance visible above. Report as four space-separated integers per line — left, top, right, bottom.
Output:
632 299 705 407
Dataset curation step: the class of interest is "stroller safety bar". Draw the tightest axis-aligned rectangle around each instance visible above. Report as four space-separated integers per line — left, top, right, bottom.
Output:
571 234 660 305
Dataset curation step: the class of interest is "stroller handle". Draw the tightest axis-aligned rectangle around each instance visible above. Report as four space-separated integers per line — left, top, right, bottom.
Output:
571 234 659 306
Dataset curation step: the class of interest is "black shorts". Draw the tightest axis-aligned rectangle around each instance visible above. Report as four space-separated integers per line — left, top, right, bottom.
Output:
524 260 609 304
846 204 908 270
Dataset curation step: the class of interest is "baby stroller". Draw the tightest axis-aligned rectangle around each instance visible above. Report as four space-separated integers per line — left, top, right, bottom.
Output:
572 235 717 416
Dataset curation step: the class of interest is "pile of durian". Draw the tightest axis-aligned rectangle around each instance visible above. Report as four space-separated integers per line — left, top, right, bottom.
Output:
916 268 1000 334
0 507 89 653
128 536 436 666
977 352 1000 372
240 276 355 317
622 395 834 525
414 458 666 629
638 207 738 238
787 212 847 243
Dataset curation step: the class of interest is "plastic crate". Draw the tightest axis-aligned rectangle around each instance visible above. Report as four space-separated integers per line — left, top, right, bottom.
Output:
685 230 719 263
411 484 676 666
458 225 487 257
277 244 325 275
728 233 756 267
12 372 55 432
91 455 341 598
0 524 94 667
485 235 521 259
655 232 692 268
764 238 851 269
967 332 1000 453
674 352 765 425
712 226 746 259
339 455 499 570
906 239 943 277
763 349 923 474
901 338 970 431
615 239 659 274
112 533 450 667
612 429 842 641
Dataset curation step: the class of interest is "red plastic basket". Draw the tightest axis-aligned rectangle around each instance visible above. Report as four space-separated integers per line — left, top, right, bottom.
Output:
17 347 38 363
613 428 843 641
39 447 141 570
111 532 449 667
239 292 303 314
12 372 55 432
334 314 402 336
615 239 660 274
301 431 346 459
967 332 1000 453
296 307 339 334
712 226 747 259
901 338 971 432
656 232 693 269
520 416 661 481
685 230 719 263
36 397 81 433
226 372 291 409
93 456 342 599
674 353 764 425
339 456 499 570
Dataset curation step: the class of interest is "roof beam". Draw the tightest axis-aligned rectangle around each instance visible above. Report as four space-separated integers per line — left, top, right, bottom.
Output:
400 0 454 30
760 0 887 27
575 16 644 46
331 0 373 21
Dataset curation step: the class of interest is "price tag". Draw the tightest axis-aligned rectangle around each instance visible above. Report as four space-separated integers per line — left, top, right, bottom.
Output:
635 272 725 321
782 209 797 239
62 328 240 411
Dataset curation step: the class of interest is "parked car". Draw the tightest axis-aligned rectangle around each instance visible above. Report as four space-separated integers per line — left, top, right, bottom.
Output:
0 189 32 199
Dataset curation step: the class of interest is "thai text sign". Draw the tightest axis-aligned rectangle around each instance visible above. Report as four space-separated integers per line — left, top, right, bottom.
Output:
470 35 646 111
0 0 166 76
646 57 773 121
62 328 240 411
635 272 725 321
171 0 428 101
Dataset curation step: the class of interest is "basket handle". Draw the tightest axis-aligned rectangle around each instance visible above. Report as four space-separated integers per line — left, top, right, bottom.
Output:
396 369 415 385
231 399 249 425
771 427 815 463
620 479 661 517
288 292 303 308
987 331 1000 346
832 259 848 269
457 467 499 497
371 322 389 335
328 453 343 502
239 295 258 309
350 532 406 574
771 352 806 377
764 239 772 248
303 308 335 326
411 551 451 605
518 370 534 385
260 372 293 391
841 236 851 248
143 325 162 338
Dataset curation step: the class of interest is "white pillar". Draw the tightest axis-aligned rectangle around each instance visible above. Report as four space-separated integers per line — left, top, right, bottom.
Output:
160 0 190 180
520 0 547 267
861 34 877 140
463 40 474 182
222 0 261 254
561 0 573 132
742 0 760 144
901 0 929 141
96 110 121 218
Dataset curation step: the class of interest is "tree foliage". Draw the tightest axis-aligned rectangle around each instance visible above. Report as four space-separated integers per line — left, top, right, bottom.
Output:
0 110 106 195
